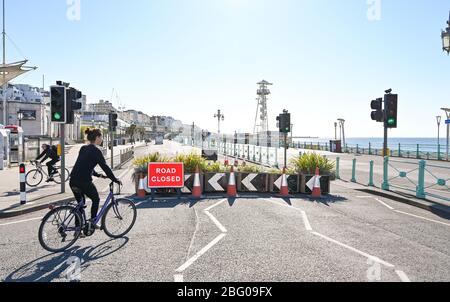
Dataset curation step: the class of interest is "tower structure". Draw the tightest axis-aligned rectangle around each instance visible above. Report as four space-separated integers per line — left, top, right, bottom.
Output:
253 80 272 134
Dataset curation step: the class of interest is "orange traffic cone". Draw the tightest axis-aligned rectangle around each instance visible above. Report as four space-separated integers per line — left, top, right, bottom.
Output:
227 166 237 197
192 166 202 199
137 173 146 199
311 167 322 198
279 167 289 196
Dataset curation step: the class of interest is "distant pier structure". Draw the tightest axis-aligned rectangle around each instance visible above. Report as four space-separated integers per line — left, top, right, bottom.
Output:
253 80 272 134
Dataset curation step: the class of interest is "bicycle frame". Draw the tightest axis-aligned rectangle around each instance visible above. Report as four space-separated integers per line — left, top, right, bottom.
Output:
59 184 119 233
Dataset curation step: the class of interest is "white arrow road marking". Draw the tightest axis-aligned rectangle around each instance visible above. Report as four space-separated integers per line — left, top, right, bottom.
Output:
208 173 225 191
241 174 258 191
274 176 282 190
395 270 411 282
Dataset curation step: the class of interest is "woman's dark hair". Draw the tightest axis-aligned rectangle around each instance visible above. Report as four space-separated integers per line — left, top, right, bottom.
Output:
85 128 102 142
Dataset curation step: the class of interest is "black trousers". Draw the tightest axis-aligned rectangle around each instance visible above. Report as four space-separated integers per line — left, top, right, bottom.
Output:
46 159 59 176
69 180 100 220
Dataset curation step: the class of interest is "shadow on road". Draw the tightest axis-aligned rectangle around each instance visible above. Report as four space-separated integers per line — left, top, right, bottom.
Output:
4 237 129 282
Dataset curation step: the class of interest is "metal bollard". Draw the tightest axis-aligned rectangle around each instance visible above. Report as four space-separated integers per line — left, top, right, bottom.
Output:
368 161 375 187
416 160 426 199
382 156 390 191
351 158 357 183
19 164 27 205
335 157 340 180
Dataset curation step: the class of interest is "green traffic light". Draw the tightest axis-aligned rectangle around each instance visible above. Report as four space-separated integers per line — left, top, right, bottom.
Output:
53 112 62 120
387 118 396 125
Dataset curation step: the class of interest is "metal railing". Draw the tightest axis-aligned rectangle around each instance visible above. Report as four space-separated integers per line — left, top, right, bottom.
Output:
335 156 450 202
292 142 448 162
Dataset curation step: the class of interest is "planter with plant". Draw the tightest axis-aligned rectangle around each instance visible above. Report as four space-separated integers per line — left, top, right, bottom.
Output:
290 153 335 194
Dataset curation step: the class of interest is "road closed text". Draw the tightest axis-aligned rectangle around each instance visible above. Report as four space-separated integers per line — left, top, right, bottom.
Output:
148 163 185 188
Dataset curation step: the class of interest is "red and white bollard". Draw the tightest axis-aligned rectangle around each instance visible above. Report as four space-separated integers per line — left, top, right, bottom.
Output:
19 164 27 205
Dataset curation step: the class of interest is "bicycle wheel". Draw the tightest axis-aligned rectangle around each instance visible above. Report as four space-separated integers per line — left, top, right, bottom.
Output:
102 198 137 239
26 169 43 187
53 168 70 184
38 206 83 253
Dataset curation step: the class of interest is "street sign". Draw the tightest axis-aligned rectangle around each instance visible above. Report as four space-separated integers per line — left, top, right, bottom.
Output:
148 163 184 189
446 119 450 125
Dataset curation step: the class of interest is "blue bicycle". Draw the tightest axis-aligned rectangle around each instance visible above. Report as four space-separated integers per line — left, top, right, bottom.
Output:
38 182 137 253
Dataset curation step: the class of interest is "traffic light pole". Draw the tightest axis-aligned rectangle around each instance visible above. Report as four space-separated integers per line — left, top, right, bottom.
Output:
111 131 114 170
60 124 65 194
284 132 288 169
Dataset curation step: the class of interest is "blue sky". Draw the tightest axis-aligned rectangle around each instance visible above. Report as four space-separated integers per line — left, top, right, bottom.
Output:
4 0 450 137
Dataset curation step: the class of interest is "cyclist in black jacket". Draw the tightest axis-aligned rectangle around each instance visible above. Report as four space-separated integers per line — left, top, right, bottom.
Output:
70 128 121 224
36 144 60 182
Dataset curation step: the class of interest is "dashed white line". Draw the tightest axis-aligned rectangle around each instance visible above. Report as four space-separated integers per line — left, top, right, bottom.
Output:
395 270 411 282
374 198 395 210
311 231 395 268
394 210 450 227
0 217 42 227
175 233 227 273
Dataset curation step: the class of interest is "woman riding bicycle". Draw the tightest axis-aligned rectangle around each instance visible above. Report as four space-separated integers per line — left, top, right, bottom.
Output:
70 128 122 225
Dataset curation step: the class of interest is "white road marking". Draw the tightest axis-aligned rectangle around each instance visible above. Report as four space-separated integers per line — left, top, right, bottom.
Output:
394 210 450 227
186 207 200 260
0 217 42 227
174 274 184 282
301 211 313 231
311 231 395 268
204 199 227 212
374 198 395 210
395 270 411 282
175 233 227 273
205 211 227 233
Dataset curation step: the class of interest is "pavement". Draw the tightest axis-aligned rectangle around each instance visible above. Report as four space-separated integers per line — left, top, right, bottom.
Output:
0 141 147 218
0 140 449 282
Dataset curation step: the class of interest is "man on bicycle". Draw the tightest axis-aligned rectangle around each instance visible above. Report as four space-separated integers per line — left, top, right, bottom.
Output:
35 144 60 182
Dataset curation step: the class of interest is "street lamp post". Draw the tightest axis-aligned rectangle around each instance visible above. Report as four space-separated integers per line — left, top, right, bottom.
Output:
334 122 338 140
214 110 225 134
442 11 450 55
338 119 346 148
17 111 23 127
442 108 450 161
437 116 442 146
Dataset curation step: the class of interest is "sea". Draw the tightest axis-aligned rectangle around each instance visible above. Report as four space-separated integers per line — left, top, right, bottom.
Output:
294 138 448 153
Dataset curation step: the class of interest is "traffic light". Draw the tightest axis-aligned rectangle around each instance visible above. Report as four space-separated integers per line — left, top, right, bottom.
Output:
109 113 118 132
370 98 383 122
385 94 398 128
50 85 66 123
277 112 291 133
66 88 82 124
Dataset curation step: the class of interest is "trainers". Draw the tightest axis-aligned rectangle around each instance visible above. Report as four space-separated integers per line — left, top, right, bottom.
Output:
46 177 54 183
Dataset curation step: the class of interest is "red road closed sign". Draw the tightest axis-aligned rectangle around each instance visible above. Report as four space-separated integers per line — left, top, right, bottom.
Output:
148 162 185 189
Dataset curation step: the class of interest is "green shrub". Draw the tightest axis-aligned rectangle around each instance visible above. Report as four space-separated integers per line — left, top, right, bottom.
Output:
290 153 335 175
237 164 262 173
